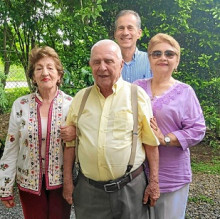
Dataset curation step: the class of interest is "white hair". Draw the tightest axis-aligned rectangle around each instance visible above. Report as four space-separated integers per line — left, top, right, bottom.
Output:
90 39 122 60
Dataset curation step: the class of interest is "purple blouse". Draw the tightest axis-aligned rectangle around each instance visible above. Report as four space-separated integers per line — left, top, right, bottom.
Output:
134 79 206 193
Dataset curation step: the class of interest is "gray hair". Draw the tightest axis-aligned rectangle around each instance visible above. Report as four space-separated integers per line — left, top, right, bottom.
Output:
90 39 122 60
115 10 141 30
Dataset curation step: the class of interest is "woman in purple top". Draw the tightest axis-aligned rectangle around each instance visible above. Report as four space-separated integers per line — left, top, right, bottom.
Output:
134 33 206 219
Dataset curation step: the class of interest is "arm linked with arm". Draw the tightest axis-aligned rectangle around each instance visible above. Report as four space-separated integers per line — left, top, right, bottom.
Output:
136 87 160 206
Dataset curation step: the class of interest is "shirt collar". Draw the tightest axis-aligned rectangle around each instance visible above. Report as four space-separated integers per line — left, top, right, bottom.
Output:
35 87 59 103
94 76 124 96
132 47 139 61
112 76 123 94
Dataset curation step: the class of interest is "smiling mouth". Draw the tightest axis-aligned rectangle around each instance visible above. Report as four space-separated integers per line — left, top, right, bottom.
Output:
158 63 168 66
98 75 109 78
121 38 131 41
41 78 50 81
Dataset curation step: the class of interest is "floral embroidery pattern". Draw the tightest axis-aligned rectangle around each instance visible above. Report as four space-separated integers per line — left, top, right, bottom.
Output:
65 96 72 101
0 164 9 171
135 80 188 116
48 91 64 185
20 98 29 104
16 110 23 118
152 83 188 116
0 91 72 198
18 167 29 176
7 134 15 142
4 177 11 185
28 93 40 191
24 139 28 147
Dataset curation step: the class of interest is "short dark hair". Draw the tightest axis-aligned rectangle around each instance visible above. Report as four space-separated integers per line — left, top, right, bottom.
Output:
115 10 141 30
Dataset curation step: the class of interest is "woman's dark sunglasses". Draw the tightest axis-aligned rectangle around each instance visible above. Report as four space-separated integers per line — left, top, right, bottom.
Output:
150 50 177 59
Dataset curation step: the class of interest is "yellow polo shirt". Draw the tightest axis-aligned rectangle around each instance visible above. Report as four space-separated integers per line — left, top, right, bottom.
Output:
66 77 159 181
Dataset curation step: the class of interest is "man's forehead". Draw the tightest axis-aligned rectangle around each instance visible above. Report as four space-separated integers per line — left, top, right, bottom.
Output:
91 52 117 60
92 46 118 57
117 14 137 22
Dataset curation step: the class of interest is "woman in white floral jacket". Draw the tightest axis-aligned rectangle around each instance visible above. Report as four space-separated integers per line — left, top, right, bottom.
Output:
0 46 73 219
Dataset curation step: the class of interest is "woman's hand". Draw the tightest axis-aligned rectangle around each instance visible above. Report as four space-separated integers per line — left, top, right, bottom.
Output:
150 117 164 144
1 199 15 208
150 117 181 147
60 125 76 142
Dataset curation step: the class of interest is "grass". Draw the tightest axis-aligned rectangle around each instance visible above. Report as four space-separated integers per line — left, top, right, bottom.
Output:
191 156 220 174
0 59 26 81
188 195 214 204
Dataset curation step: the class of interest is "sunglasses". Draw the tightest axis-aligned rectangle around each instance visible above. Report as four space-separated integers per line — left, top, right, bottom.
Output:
149 50 177 59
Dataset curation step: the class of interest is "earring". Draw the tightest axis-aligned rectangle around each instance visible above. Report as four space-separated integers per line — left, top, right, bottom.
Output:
173 68 178 74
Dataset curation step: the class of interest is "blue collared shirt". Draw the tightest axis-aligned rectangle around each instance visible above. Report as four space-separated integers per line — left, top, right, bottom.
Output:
122 48 152 83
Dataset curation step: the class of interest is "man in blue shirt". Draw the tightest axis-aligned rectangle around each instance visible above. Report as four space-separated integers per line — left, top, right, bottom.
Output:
114 10 152 83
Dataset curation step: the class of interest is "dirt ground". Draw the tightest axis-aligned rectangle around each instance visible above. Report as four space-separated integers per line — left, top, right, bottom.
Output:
0 113 10 140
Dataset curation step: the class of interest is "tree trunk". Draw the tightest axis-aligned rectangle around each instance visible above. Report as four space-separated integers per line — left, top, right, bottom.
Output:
2 19 11 88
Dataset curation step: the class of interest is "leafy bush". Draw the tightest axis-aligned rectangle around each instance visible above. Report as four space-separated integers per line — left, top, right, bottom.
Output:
61 67 94 96
4 87 30 113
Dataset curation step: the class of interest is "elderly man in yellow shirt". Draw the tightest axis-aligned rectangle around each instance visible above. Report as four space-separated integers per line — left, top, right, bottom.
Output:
62 39 159 219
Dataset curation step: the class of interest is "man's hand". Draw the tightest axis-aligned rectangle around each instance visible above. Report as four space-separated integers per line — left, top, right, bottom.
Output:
60 125 76 142
63 146 75 205
63 179 74 205
143 144 159 206
1 199 15 208
143 181 160 206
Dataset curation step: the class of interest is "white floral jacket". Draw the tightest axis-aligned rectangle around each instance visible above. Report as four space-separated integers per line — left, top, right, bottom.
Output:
0 90 72 199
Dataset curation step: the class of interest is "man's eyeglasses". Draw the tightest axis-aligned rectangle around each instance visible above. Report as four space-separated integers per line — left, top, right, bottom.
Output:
149 50 177 59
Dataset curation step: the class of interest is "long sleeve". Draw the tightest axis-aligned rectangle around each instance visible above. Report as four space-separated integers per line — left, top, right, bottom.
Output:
0 101 21 198
172 86 206 150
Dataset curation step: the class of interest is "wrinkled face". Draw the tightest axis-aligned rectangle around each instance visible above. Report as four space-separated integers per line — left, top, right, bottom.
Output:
149 42 179 76
114 14 142 50
89 44 123 92
33 56 60 91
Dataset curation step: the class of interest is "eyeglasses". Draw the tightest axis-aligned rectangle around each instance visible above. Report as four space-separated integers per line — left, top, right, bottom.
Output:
149 50 177 59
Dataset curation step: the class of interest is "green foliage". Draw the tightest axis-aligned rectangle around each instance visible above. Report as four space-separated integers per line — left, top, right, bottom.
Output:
188 195 214 204
61 67 94 96
0 0 219 147
0 0 108 93
191 157 220 174
4 87 30 112
101 0 220 147
7 65 26 81
0 59 26 82
55 1 108 95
